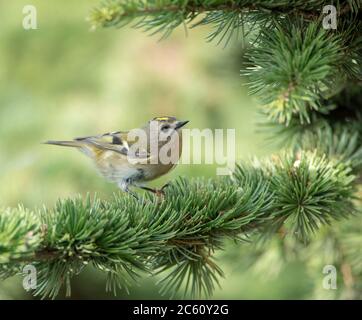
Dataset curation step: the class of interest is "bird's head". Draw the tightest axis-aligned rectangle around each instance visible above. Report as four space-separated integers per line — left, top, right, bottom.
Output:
147 116 189 141
150 116 188 131
132 117 189 156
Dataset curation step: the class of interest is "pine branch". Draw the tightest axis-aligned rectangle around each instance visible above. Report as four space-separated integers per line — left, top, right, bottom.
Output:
89 0 359 33
260 85 362 172
90 1 362 120
0 152 358 298
243 18 362 125
88 1 360 48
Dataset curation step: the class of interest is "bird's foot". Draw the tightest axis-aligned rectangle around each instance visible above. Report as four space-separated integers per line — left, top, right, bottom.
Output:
155 189 165 197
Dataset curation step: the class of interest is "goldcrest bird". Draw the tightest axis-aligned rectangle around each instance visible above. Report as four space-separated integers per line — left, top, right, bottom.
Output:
45 116 189 198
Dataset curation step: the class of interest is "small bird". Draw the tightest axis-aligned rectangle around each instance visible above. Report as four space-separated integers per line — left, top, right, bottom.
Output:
45 116 189 198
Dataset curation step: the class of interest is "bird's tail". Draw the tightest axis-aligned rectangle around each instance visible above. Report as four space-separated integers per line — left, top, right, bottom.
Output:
44 140 81 148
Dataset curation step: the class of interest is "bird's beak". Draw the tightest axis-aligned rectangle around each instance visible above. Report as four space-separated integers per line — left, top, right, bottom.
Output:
175 120 189 129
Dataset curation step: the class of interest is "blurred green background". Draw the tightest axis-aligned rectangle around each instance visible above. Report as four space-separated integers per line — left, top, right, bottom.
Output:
0 1 316 299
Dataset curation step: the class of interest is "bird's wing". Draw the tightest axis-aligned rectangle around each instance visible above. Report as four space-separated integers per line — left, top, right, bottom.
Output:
75 131 152 160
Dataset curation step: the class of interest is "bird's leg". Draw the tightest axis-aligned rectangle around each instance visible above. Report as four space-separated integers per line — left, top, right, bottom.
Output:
138 183 170 197
160 182 170 191
138 186 158 194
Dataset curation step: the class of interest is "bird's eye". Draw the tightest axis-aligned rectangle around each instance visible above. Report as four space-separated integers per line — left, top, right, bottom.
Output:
161 125 170 131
